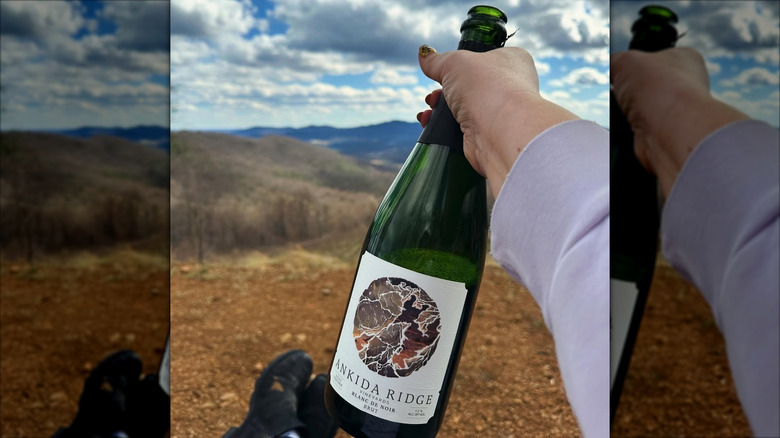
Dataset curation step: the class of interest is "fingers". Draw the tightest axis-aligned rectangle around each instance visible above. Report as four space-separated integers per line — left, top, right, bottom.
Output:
425 89 442 109
418 44 446 83
417 109 432 127
418 89 441 127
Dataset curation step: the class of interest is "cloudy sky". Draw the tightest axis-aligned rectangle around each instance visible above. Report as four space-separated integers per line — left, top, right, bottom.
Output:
0 1 169 130
3 1 773 132
612 0 779 127
171 0 610 130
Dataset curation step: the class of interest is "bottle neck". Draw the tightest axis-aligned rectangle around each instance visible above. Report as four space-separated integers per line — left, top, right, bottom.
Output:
458 28 505 52
457 39 501 53
417 31 504 152
630 19 677 51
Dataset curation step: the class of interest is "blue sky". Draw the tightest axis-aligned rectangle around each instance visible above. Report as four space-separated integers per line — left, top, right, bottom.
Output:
612 1 779 128
171 0 611 130
2 1 775 131
0 1 169 130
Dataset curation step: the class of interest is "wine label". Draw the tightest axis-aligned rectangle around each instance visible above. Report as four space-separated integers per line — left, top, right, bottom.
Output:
330 252 468 424
610 279 639 390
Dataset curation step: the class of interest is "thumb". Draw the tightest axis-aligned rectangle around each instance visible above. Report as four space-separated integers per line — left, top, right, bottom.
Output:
418 44 445 83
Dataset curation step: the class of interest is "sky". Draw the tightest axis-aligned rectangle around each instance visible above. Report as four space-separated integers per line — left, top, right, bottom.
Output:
1 1 775 131
612 1 780 128
170 0 611 130
0 1 169 130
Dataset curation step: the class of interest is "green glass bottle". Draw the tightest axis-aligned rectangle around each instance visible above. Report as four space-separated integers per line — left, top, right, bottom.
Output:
610 4 679 424
324 6 507 437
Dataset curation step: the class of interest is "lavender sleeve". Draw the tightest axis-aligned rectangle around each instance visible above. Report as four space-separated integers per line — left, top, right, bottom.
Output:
661 120 780 437
490 119 609 438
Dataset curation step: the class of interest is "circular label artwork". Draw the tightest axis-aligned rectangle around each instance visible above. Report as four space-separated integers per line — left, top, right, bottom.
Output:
353 277 441 378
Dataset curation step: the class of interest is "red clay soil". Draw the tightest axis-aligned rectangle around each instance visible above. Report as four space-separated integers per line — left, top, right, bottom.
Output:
611 259 751 437
1 261 169 438
170 258 579 438
0 251 749 438
169 253 750 438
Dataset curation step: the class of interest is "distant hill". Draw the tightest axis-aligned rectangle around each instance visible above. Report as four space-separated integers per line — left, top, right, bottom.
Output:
172 132 397 196
0 132 169 258
170 132 398 259
47 125 170 151
217 121 422 164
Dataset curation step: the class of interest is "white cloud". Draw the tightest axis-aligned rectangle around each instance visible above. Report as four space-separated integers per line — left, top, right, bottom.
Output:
720 67 780 87
100 2 169 51
171 0 262 38
171 0 610 129
612 1 779 66
549 67 609 87
541 89 609 127
535 60 552 76
171 36 212 66
1 1 169 129
550 90 572 100
370 66 418 85
706 60 722 75
716 90 743 101
713 88 780 127
0 1 85 39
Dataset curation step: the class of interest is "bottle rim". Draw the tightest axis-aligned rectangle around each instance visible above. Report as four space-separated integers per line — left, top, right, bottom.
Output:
638 5 678 23
467 5 508 23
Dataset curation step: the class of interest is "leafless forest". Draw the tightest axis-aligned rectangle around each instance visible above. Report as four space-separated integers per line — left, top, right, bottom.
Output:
170 132 396 262
0 132 169 261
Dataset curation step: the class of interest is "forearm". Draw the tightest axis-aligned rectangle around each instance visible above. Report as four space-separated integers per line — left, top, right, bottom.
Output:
661 120 780 437
490 119 609 438
477 96 579 198
648 92 750 197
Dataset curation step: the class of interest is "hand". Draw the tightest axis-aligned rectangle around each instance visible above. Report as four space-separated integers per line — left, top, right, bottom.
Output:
610 47 749 196
417 45 578 197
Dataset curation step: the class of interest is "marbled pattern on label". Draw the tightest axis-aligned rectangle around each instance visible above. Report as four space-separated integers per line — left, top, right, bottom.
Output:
353 277 441 378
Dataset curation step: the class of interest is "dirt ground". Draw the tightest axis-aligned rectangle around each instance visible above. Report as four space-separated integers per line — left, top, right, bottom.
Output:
170 252 579 438
170 250 751 438
0 254 169 438
1 249 750 438
611 258 751 437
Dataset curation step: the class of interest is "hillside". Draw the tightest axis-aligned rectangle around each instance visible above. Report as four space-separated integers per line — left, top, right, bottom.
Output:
170 132 398 260
221 120 421 164
0 132 169 258
170 255 580 437
50 125 170 151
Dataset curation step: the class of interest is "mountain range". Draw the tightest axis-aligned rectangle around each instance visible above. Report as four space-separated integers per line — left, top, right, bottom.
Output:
212 120 423 164
34 120 427 164
47 125 171 151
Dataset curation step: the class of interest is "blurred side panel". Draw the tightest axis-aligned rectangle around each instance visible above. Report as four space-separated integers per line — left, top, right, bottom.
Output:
0 1 170 437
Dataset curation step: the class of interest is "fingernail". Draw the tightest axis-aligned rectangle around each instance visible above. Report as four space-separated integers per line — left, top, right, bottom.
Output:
419 44 436 58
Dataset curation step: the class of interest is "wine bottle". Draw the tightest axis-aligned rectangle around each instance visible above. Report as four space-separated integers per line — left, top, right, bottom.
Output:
610 5 679 424
323 6 507 437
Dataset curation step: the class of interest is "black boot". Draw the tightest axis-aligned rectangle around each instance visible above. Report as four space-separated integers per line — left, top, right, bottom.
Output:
57 350 142 438
298 374 339 438
227 350 313 438
126 374 170 438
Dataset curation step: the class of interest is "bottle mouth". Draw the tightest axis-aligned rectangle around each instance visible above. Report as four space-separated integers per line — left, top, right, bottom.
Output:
631 5 678 40
467 5 508 24
630 5 679 49
460 5 508 46
638 5 678 23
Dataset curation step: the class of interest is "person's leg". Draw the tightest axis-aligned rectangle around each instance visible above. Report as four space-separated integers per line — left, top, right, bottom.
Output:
53 350 143 438
298 374 339 438
224 350 311 438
